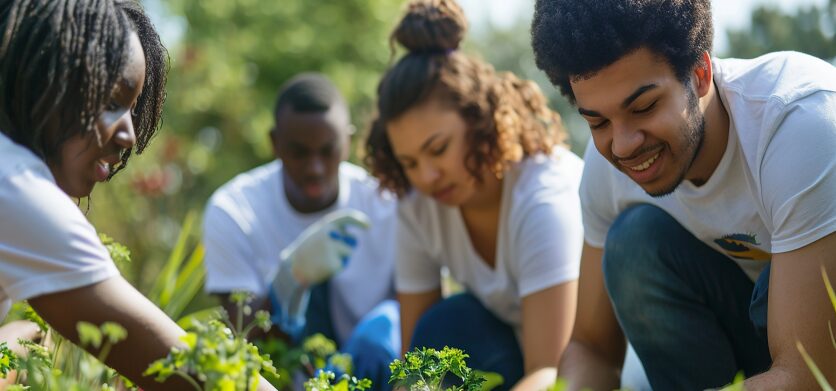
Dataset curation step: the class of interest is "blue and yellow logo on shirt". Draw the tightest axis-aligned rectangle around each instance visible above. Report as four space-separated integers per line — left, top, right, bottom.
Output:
714 233 771 261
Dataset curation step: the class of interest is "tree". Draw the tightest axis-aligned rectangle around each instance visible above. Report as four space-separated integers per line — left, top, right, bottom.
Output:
724 0 836 61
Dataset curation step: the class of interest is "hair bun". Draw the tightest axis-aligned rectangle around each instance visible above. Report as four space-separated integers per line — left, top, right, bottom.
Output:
392 0 467 54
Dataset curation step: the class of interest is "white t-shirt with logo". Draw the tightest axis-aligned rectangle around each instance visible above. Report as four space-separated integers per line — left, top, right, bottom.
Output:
0 133 119 321
202 161 397 343
396 147 584 328
581 51 836 280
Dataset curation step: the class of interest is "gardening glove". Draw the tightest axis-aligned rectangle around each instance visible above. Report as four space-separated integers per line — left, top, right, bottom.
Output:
284 208 371 285
269 209 371 338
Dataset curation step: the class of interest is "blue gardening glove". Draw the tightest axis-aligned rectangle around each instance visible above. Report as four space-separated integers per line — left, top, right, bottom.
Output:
269 209 371 337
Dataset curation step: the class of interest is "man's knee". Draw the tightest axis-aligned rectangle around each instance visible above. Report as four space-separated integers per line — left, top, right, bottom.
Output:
603 204 682 307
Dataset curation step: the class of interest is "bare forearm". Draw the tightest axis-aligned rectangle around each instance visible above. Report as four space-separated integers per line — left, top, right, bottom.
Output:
511 367 557 391
558 341 621 391
743 364 833 390
397 291 441 356
30 277 191 390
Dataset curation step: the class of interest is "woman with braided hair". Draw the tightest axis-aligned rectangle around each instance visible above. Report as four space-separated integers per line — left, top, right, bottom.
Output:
365 0 583 389
0 1 276 389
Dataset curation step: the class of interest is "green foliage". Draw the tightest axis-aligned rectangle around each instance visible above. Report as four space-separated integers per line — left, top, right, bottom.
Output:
718 372 746 391
146 210 209 320
10 314 136 391
144 291 278 391
144 318 277 391
472 370 503 391
0 342 18 378
545 378 567 391
256 332 356 390
389 347 486 391
724 0 836 60
304 370 372 391
98 233 131 268
254 337 302 390
21 306 47 335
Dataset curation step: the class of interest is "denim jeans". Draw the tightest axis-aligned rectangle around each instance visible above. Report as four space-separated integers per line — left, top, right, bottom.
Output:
302 282 401 391
409 293 524 391
603 204 771 390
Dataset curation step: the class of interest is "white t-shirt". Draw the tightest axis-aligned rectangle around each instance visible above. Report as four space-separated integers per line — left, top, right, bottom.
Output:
0 132 119 321
581 51 836 281
396 147 584 328
202 161 397 343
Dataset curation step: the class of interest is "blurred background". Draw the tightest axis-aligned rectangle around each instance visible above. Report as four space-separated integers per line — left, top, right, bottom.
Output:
87 0 836 307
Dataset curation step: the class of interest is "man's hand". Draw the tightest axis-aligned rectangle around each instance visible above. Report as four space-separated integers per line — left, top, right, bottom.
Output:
283 209 370 285
268 209 370 337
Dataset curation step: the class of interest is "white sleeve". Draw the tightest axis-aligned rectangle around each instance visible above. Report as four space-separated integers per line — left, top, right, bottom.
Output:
202 197 265 295
0 171 119 301
760 92 836 253
515 184 584 298
579 142 617 248
394 204 441 294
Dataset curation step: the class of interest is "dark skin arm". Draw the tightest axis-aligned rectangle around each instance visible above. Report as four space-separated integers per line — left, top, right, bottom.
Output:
398 289 442 355
30 276 277 391
743 233 836 389
558 243 626 390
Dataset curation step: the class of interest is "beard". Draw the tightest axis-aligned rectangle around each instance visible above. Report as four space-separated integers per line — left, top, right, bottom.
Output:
645 88 706 198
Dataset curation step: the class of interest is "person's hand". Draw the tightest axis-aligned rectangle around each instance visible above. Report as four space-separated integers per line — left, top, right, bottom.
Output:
282 209 371 286
268 209 370 338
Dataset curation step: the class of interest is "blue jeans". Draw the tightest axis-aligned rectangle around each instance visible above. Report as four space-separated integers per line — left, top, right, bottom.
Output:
603 204 771 390
409 293 524 391
303 282 400 391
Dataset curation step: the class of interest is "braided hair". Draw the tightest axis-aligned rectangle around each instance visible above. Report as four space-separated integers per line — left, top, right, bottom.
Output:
0 0 168 176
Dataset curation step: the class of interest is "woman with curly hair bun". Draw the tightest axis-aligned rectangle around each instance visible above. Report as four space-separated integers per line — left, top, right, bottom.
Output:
365 0 583 388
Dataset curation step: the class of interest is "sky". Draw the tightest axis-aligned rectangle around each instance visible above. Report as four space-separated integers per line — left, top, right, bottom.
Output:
459 0 831 52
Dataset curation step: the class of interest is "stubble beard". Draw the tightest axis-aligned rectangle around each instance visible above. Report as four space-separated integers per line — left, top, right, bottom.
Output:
647 88 706 198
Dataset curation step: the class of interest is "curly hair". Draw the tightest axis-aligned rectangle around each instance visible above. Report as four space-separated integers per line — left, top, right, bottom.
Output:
531 0 713 104
365 0 567 197
0 0 168 177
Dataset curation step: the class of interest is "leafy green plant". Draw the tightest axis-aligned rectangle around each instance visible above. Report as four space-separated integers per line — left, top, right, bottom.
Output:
145 211 214 324
472 370 503 391
303 370 371 391
300 334 354 376
99 233 131 269
389 347 486 391
256 333 355 390
144 292 278 391
10 318 134 391
0 342 18 379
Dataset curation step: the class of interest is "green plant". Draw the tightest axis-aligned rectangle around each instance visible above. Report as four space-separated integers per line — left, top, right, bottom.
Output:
389 347 486 391
10 318 135 391
256 333 355 390
144 292 278 391
472 370 503 391
145 211 215 324
303 370 371 391
0 342 18 379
